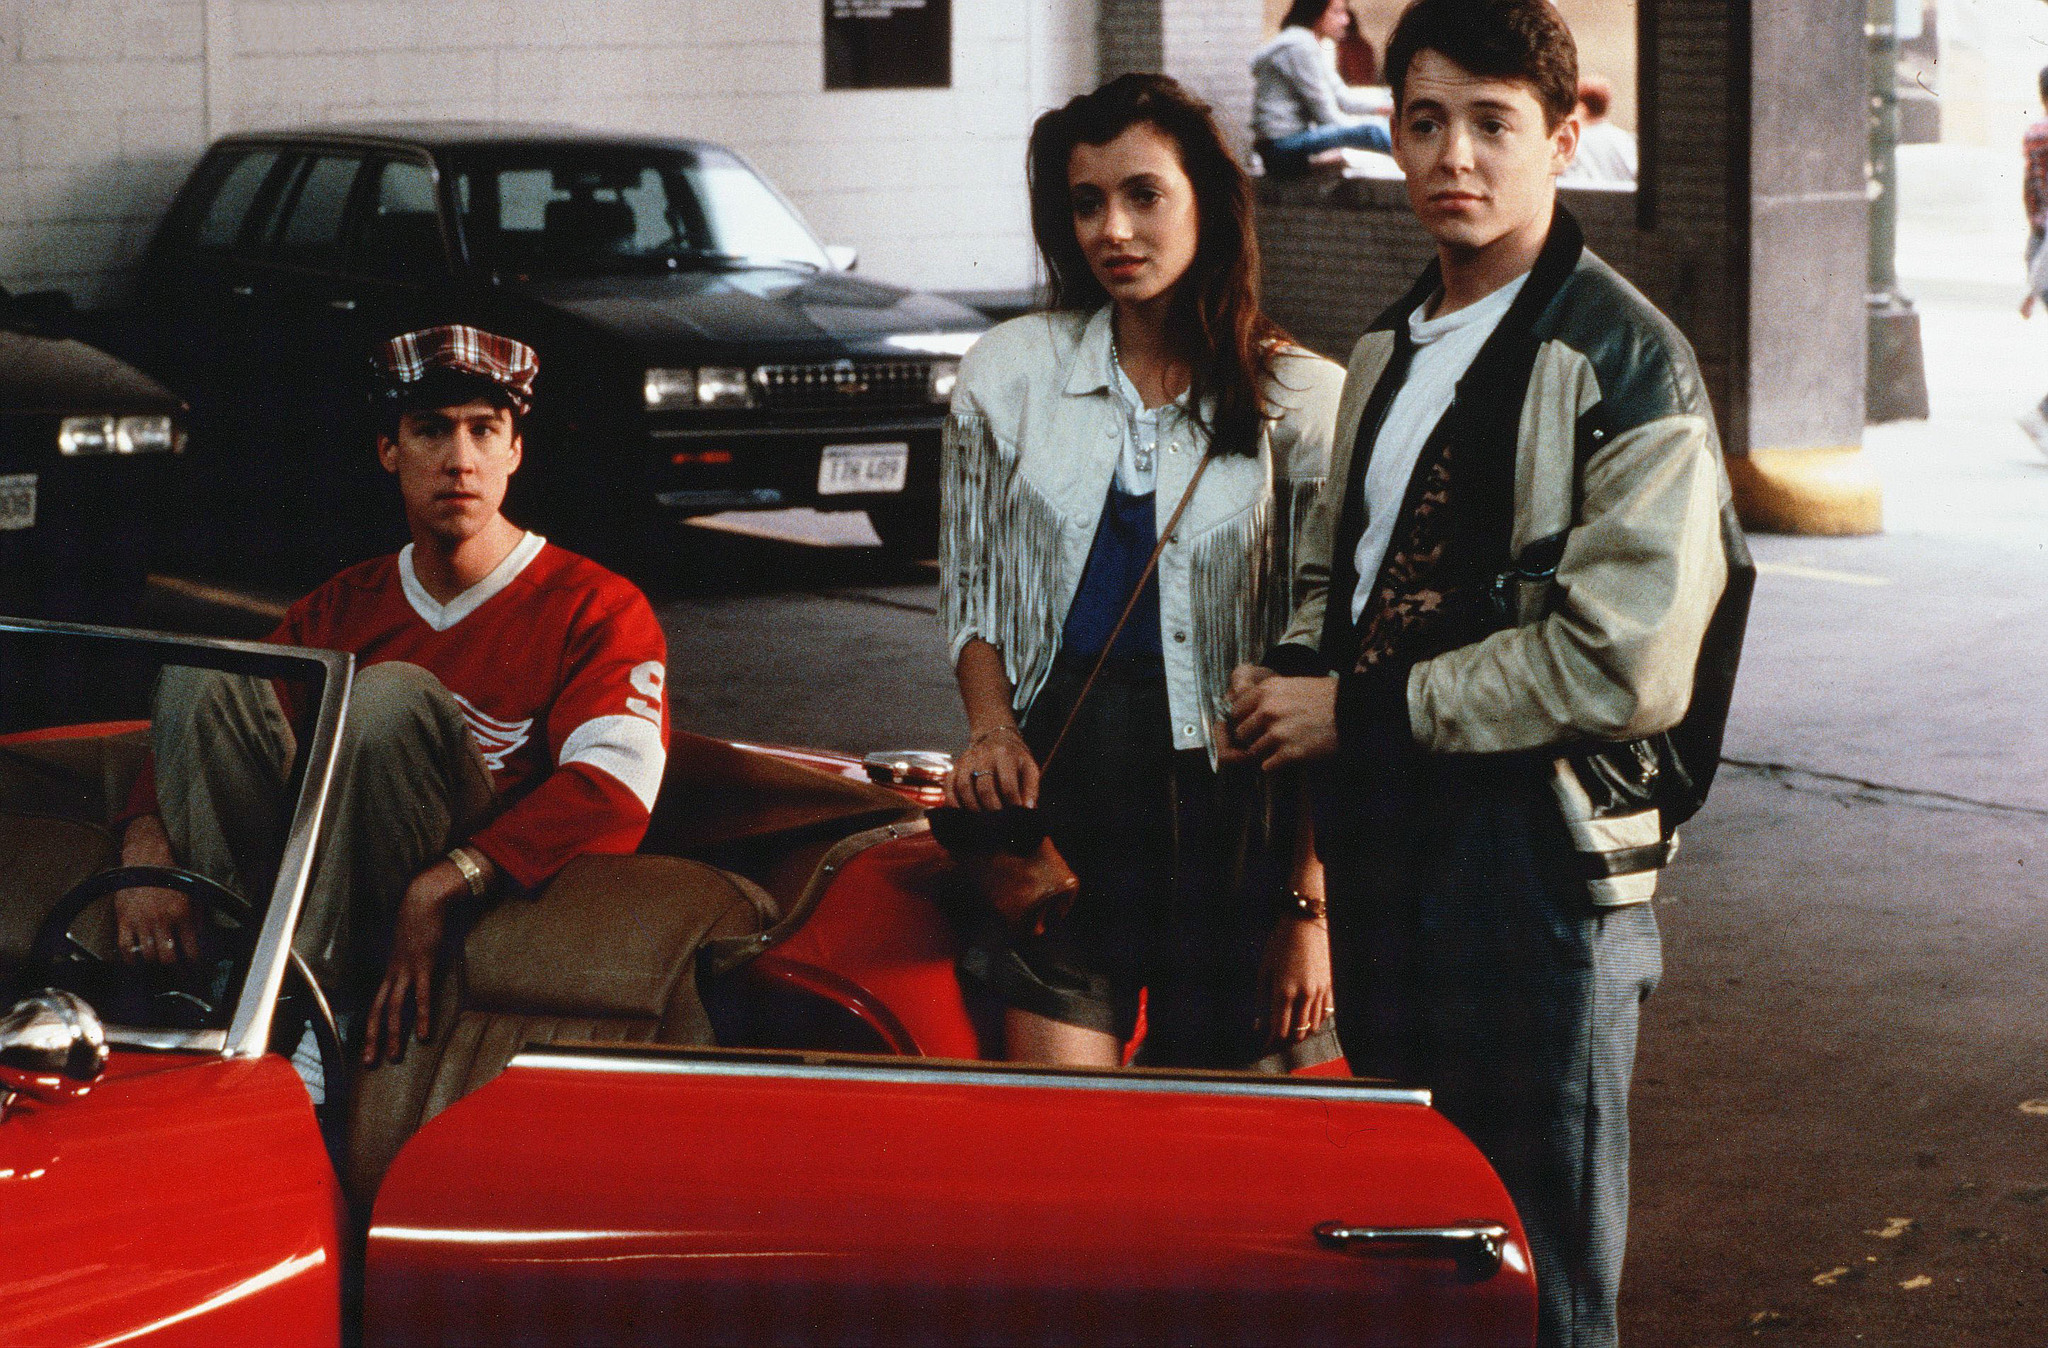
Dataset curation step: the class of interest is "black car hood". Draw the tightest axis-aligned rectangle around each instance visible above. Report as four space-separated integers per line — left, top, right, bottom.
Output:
514 268 987 353
0 330 183 415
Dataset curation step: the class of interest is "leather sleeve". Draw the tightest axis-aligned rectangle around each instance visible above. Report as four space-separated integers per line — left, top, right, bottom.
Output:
1406 412 1731 754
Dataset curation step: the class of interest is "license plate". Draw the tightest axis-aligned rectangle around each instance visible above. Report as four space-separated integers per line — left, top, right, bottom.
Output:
817 442 908 496
0 473 35 531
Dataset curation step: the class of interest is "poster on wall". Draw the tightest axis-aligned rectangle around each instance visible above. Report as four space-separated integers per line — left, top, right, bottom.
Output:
823 0 951 90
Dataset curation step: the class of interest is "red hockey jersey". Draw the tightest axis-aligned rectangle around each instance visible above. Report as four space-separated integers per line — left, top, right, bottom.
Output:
132 534 669 891
279 534 669 889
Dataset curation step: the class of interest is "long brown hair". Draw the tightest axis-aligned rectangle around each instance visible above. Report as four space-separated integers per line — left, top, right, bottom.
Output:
1026 73 1289 458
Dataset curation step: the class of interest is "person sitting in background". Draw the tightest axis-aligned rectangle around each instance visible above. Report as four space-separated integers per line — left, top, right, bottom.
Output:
1332 7 1379 87
1558 75 1638 186
1251 0 1393 177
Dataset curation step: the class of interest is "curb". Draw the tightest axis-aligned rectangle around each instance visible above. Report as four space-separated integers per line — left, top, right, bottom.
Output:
1727 447 1884 536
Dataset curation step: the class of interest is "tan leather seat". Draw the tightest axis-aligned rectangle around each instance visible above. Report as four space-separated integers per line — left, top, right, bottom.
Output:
344 852 773 1202
0 733 145 977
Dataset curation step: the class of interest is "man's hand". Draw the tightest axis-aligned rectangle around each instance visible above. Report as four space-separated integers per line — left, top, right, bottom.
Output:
1216 664 1277 767
363 855 486 1066
2025 292 2037 319
1228 674 1340 770
113 814 200 964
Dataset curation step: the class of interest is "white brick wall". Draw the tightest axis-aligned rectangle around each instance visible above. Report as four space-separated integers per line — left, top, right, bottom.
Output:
0 0 1099 307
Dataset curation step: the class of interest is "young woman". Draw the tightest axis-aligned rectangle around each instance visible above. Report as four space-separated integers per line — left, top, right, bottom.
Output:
939 74 1344 1070
1251 0 1394 176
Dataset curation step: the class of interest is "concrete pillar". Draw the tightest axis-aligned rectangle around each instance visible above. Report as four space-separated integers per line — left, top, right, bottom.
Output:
1734 0 1884 533
1099 0 1261 159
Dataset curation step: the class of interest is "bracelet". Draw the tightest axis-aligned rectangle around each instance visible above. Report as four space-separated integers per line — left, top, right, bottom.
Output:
1290 890 1328 922
447 846 488 899
969 724 1023 748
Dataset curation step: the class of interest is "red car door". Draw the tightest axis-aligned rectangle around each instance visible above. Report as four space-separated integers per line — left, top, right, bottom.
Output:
0 1051 342 1348
365 1045 1535 1346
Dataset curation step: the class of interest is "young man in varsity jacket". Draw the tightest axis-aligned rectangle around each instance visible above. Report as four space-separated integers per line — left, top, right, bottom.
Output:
113 325 670 1080
1226 3 1751 1345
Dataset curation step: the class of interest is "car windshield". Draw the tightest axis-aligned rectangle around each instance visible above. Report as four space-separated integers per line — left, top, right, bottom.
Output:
452 146 831 277
0 621 345 1050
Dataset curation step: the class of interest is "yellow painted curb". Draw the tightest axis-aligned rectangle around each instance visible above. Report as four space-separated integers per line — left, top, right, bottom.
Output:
1726 446 1883 536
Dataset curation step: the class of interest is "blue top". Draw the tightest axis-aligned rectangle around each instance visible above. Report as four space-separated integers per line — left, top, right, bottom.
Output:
1061 487 1162 657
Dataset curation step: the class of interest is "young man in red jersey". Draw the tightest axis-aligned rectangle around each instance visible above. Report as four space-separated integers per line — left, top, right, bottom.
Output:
115 326 670 1075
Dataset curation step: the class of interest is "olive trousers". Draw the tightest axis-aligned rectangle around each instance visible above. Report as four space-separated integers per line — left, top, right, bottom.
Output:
152 661 493 1001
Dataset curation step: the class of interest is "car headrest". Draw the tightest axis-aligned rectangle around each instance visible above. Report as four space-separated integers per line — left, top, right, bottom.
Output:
461 853 768 1022
543 197 635 253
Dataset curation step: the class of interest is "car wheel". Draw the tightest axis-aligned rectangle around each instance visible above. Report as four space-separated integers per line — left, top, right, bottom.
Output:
866 500 939 561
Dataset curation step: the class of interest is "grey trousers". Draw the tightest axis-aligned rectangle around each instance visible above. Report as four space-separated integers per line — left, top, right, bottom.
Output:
1320 751 1662 1348
153 661 493 1000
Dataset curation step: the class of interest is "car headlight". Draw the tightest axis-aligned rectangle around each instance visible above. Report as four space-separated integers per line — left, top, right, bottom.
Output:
644 368 696 411
928 359 959 404
695 366 755 408
645 367 757 410
58 415 180 455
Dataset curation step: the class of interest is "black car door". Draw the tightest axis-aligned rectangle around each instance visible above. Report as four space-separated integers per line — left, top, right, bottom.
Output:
229 149 383 571
140 144 291 404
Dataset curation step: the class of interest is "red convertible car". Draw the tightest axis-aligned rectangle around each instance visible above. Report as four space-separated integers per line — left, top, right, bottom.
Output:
0 618 1536 1346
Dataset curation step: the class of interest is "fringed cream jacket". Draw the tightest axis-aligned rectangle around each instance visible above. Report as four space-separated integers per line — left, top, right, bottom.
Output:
940 306 1344 762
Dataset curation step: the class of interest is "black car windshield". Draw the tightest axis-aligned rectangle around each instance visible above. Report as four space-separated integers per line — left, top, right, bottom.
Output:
452 147 830 277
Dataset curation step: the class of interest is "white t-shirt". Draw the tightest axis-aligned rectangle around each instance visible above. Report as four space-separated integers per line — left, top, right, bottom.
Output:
1109 356 1189 495
1350 272 1530 623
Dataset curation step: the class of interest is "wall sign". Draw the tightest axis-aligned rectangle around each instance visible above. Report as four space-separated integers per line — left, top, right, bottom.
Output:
824 0 950 90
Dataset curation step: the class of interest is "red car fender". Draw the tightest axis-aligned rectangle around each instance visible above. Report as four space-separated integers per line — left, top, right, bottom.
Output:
0 1051 341 1348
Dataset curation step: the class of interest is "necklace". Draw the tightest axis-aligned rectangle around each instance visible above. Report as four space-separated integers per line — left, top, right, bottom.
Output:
1110 329 1155 476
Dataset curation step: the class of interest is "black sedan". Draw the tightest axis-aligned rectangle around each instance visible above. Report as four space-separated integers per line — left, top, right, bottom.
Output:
126 123 988 577
0 286 184 619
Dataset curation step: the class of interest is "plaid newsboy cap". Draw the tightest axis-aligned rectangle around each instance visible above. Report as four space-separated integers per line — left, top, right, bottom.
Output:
372 324 539 414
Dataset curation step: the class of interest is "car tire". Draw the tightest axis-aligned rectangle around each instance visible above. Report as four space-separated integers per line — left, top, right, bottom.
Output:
866 500 940 561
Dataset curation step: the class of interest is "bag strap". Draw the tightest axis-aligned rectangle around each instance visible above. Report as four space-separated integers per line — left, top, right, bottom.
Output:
1038 452 1215 776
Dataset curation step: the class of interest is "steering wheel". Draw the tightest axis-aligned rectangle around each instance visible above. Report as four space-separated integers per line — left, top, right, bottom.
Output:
27 866 344 1104
31 865 255 966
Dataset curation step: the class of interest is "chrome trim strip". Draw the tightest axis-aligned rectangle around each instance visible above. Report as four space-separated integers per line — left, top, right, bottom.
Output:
105 1028 228 1053
506 1048 1433 1108
226 646 352 1057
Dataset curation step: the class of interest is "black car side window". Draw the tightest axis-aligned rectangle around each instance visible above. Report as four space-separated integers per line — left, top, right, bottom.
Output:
195 149 283 251
354 159 445 283
269 154 365 269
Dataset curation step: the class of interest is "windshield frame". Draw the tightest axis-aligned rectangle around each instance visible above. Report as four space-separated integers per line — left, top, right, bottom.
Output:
448 142 833 278
0 617 352 1058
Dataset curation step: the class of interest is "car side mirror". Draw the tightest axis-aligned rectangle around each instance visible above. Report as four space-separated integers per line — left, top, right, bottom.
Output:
0 990 108 1105
825 245 858 272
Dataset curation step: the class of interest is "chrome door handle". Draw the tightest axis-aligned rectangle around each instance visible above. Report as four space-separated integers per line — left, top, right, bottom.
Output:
1313 1221 1511 1277
327 297 357 311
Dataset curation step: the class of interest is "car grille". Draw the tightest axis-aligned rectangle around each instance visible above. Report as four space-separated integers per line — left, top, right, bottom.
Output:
754 360 932 411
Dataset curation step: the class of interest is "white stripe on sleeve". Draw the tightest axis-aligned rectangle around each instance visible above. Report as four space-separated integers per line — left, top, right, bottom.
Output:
557 713 667 812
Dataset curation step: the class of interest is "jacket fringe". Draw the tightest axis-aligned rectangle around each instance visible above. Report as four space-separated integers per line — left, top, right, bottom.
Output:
939 411 1068 716
1189 473 1326 765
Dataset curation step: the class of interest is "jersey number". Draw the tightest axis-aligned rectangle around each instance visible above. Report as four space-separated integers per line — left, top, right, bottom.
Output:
627 661 665 727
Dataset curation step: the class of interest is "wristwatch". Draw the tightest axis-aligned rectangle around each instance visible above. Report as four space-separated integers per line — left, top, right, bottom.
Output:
447 846 489 899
